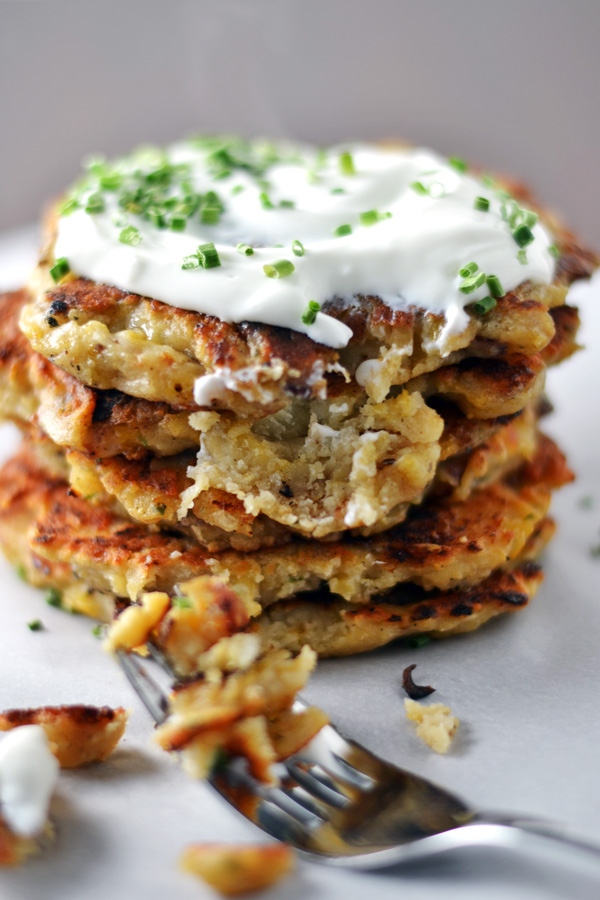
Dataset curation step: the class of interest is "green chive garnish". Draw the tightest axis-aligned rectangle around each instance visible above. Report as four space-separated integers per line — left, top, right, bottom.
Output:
333 224 352 237
459 262 478 277
486 275 504 298
459 271 486 294
259 191 274 209
474 196 490 212
59 197 80 217
236 243 254 256
231 184 245 195
85 193 105 214
408 634 430 648
45 588 62 608
119 226 142 246
330 187 345 195
172 596 192 609
181 254 201 270
513 224 535 248
200 207 221 225
339 151 356 176
360 210 380 226
99 172 123 191
448 156 467 173
302 300 321 325
522 210 538 228
517 249 528 265
50 257 70 283
292 240 304 257
197 242 221 268
410 181 428 195
170 214 187 231
548 244 560 258
473 296 497 315
27 620 44 632
147 207 166 228
91 624 104 638
279 199 295 209
263 259 295 278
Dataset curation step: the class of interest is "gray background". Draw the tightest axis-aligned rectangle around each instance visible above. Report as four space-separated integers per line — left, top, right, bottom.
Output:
0 0 599 247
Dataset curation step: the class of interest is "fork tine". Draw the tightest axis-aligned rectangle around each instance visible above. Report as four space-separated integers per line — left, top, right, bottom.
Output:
116 650 170 725
285 762 350 807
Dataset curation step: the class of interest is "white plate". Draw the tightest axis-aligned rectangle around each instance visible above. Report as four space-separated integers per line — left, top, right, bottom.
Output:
1 229 599 900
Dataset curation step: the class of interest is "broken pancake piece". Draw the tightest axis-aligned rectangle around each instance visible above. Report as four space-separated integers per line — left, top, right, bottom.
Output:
0 705 129 768
180 842 295 896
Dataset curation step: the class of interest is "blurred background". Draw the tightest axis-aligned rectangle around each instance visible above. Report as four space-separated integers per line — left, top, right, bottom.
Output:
1 0 598 246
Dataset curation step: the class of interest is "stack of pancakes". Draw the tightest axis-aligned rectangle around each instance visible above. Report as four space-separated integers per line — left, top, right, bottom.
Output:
0 188 594 661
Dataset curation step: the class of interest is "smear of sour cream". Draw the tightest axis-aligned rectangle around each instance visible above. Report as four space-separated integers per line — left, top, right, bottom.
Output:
55 141 555 353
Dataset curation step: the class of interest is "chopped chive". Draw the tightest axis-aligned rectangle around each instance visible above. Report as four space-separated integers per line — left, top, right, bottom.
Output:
513 224 535 248
333 224 352 237
279 199 296 209
200 206 221 225
119 225 142 246
236 243 254 256
257 179 271 191
181 254 201 270
99 172 123 191
170 214 187 231
259 191 274 209
146 207 166 228
27 619 44 632
91 624 104 638
302 300 321 325
408 634 430 648
172 596 192 609
292 240 305 257
263 259 295 278
590 544 600 558
360 210 380 226
231 184 245 195
85 193 105 214
459 261 478 277
486 275 504 298
410 181 428 195
197 242 221 269
330 187 345 195
481 174 495 187
474 196 490 212
339 151 356 176
522 210 538 228
59 197 80 217
579 495 594 509
16 564 27 582
45 588 62 608
548 244 560 258
448 156 467 173
50 257 70 283
459 271 486 294
473 296 497 315
517 249 528 265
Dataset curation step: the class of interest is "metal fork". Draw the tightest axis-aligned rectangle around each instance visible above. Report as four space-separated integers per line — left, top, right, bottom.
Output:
117 648 600 871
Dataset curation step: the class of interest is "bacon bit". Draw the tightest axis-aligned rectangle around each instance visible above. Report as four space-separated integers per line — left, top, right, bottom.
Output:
402 664 435 700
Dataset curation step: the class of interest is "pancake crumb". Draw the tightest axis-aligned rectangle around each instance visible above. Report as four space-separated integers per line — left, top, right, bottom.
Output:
404 698 459 753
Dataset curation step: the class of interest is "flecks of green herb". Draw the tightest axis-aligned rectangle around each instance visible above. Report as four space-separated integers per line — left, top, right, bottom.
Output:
236 243 254 256
28 620 44 632
263 259 295 278
579 496 594 510
473 296 497 315
50 257 70 283
408 634 431 648
45 588 63 608
291 240 304 257
302 300 321 325
91 624 104 638
172 596 192 609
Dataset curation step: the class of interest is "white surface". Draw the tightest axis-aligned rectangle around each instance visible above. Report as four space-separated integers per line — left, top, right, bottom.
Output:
0 230 600 899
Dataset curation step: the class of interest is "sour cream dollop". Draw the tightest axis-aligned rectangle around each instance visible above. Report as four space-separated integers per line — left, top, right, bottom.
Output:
54 139 556 352
0 725 59 837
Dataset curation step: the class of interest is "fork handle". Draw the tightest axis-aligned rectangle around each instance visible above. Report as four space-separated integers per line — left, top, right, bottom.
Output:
477 812 600 864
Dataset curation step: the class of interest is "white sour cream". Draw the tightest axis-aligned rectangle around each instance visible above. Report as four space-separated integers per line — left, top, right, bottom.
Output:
0 725 59 837
54 141 556 353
